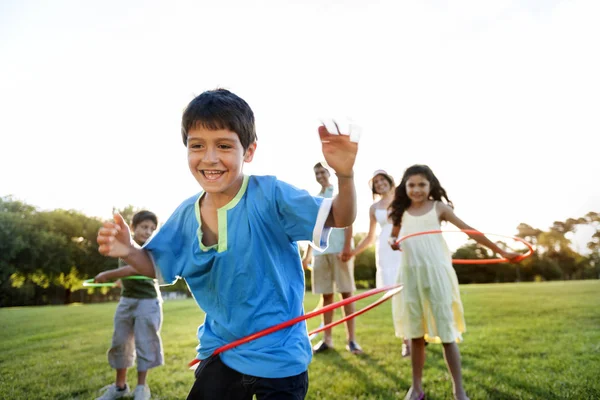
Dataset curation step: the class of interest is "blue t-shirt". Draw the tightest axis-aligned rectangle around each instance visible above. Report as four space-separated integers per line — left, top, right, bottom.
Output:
144 175 332 378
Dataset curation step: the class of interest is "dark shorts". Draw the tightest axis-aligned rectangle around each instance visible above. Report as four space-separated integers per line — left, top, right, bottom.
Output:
186 355 309 400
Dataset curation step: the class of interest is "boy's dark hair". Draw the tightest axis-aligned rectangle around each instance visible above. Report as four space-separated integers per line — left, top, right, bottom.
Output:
181 89 257 151
388 164 453 227
132 210 158 228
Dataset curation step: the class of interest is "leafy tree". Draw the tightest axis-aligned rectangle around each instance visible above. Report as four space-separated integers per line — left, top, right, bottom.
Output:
0 196 114 305
113 205 139 226
351 233 376 287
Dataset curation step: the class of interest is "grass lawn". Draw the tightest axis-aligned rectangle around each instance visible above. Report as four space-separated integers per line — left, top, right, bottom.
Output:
1 280 599 399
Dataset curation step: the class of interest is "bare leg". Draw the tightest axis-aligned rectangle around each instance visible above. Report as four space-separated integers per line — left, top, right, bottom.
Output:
137 370 147 386
410 338 426 397
442 342 468 400
321 293 335 345
115 368 127 389
340 292 355 342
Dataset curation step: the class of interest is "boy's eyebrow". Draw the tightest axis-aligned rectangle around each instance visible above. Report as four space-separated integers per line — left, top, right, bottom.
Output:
187 135 238 142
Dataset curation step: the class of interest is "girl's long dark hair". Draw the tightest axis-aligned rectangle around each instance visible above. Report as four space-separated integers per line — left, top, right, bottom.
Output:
388 165 453 229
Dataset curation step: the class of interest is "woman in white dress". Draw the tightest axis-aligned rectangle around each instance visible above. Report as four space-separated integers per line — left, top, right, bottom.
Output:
351 170 410 356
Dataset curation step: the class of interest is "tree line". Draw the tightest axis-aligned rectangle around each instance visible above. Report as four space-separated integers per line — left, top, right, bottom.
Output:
351 212 600 287
1 196 598 306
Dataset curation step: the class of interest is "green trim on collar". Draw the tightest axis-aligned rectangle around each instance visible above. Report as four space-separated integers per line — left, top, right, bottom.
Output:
194 175 250 253
194 193 216 252
217 175 249 252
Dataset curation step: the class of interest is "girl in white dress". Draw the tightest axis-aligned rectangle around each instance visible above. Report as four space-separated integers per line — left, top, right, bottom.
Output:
351 170 410 355
389 165 519 400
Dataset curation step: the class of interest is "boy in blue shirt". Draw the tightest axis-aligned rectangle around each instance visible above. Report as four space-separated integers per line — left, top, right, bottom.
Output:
97 88 358 399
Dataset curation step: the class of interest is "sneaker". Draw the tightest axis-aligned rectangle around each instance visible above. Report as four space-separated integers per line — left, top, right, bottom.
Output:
312 340 332 354
346 340 364 355
403 387 425 400
402 339 411 357
96 383 130 400
133 384 151 400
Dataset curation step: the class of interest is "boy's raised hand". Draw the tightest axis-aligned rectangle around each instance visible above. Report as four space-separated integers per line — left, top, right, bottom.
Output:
318 122 358 176
97 213 133 258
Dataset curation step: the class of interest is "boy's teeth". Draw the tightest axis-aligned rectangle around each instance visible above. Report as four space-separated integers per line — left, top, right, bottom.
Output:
203 170 223 180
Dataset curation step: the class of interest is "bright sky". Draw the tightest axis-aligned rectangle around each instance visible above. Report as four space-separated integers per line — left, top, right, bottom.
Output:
1 0 599 248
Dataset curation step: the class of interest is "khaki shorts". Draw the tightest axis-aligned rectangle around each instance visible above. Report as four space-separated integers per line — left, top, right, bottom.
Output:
108 297 164 371
311 253 356 294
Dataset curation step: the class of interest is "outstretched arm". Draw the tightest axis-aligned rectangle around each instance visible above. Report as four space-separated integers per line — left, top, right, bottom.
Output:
352 206 378 256
318 124 358 228
94 265 140 283
439 203 520 261
97 213 156 277
389 224 401 251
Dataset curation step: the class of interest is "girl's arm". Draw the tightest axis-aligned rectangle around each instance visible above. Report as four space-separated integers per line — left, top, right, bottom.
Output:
438 203 520 260
352 205 378 256
389 224 401 251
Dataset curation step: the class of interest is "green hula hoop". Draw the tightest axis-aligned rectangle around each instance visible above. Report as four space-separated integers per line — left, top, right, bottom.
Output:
82 275 152 288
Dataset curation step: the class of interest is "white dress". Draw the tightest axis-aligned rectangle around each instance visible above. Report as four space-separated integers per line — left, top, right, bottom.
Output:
374 208 402 288
392 202 466 343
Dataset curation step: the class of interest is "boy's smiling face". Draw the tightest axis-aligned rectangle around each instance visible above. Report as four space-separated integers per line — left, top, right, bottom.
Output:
187 126 256 201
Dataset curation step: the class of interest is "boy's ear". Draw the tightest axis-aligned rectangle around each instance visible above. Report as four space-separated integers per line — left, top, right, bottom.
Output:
244 142 257 162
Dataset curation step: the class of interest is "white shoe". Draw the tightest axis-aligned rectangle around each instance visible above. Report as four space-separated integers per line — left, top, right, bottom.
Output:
96 383 130 400
402 339 411 357
133 384 151 400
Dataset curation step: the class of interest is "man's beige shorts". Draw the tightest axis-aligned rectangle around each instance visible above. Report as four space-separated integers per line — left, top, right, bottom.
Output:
311 253 356 294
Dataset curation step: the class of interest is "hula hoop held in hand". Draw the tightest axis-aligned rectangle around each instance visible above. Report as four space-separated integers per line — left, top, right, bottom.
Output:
82 275 153 288
188 283 403 369
393 229 534 264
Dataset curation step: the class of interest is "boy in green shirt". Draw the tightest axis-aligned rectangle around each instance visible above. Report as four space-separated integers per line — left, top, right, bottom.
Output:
94 211 163 400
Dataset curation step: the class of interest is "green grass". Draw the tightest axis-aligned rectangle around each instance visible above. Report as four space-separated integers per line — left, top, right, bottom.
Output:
1 281 599 399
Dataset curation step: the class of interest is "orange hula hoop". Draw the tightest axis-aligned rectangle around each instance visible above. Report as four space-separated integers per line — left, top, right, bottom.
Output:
188 283 403 369
394 229 534 264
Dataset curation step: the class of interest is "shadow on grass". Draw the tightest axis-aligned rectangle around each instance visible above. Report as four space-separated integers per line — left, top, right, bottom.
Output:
424 344 564 400
310 347 411 399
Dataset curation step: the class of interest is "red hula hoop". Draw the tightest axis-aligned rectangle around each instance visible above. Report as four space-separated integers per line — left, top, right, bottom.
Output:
395 229 534 265
188 283 403 368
